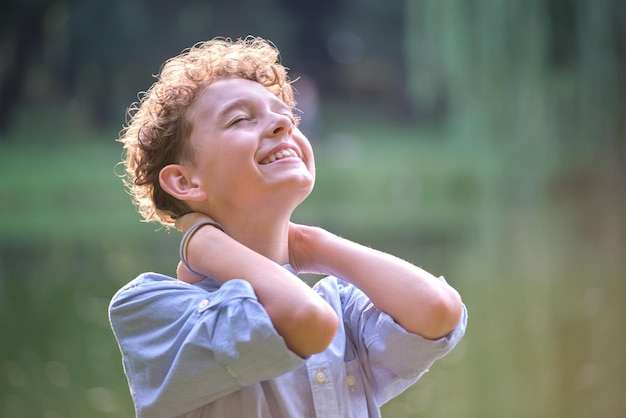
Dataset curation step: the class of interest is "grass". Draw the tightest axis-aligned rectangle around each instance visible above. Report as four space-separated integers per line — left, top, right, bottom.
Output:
0 139 148 240
0 120 480 242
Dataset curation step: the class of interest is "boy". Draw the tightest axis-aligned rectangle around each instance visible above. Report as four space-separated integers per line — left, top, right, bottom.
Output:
109 37 467 418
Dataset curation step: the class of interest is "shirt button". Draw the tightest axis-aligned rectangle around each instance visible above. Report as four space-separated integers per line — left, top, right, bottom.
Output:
198 299 209 310
315 371 326 384
347 375 356 387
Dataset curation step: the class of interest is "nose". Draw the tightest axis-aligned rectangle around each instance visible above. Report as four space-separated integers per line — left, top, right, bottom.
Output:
267 112 294 137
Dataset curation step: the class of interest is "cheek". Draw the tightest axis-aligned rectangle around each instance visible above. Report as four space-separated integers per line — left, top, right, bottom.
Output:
303 143 315 173
307 153 316 177
295 133 314 164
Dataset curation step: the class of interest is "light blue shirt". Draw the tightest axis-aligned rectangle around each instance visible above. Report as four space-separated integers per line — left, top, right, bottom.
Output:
109 265 467 418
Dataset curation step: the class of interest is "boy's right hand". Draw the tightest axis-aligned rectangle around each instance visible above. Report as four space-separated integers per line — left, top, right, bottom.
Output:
175 212 214 234
175 212 218 284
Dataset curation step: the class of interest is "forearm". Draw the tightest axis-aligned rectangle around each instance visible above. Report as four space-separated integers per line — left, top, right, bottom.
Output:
295 226 463 339
183 224 338 357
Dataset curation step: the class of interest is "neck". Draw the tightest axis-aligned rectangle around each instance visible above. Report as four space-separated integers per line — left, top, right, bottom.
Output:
214 207 293 265
196 188 309 266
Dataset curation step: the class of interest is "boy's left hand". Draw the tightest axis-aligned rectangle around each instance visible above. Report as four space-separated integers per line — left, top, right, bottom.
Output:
288 222 325 274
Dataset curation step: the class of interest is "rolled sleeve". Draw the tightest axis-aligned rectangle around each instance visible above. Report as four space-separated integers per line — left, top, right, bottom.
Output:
335 276 467 406
368 300 467 377
208 280 305 386
109 274 305 418
367 304 468 404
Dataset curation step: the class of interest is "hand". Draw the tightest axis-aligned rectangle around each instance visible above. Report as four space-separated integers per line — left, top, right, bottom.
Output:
175 212 217 284
174 212 214 234
177 260 205 283
288 223 326 274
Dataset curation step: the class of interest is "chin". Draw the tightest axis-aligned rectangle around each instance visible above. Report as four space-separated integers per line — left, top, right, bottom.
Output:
282 181 314 206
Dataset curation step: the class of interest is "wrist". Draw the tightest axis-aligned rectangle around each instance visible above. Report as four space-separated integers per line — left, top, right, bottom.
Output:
179 217 225 276
175 212 216 233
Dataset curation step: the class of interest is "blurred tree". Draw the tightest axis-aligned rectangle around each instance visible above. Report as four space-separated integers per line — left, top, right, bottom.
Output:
278 0 343 88
279 0 411 118
0 0 55 134
1 0 416 134
404 0 626 207
0 0 299 133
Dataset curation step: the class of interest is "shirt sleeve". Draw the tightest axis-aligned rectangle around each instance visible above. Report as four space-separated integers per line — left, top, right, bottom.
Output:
338 277 467 406
108 274 305 418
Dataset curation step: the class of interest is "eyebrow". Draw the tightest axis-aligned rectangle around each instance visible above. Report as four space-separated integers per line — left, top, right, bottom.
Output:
216 99 248 120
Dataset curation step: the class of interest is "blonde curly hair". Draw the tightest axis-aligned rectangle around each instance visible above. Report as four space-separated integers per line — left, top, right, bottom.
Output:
118 37 296 227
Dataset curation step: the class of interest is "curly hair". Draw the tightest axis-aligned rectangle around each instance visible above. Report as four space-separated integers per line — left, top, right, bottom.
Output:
118 37 296 227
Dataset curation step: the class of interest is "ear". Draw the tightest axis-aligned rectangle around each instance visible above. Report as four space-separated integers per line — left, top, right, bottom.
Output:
159 164 207 202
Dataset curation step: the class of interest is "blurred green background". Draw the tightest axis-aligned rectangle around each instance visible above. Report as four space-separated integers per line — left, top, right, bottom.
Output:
1 0 624 417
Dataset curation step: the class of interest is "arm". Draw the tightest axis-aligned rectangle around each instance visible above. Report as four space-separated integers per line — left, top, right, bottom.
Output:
175 214 339 358
109 276 308 416
289 223 464 340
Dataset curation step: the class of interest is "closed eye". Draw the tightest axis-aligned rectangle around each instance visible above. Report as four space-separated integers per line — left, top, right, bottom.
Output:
228 115 250 126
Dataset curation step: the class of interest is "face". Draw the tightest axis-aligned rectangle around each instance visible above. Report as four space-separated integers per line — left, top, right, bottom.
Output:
183 77 315 217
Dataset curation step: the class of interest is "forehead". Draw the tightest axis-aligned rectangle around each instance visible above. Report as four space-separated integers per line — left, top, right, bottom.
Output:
191 77 287 119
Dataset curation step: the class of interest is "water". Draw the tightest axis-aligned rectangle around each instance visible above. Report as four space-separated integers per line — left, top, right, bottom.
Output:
0 141 623 417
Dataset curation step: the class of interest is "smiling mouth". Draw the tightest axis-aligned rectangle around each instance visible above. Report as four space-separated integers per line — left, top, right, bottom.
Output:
260 148 299 165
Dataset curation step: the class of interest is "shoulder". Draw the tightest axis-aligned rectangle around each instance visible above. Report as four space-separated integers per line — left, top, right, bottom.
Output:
111 272 255 300
108 273 257 324
113 272 187 295
110 273 199 309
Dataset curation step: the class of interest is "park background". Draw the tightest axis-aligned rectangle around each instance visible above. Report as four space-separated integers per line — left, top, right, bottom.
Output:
1 0 624 417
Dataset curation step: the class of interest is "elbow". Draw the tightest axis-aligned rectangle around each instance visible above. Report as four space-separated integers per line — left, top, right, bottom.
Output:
308 310 340 356
406 285 463 340
287 301 339 357
427 286 464 339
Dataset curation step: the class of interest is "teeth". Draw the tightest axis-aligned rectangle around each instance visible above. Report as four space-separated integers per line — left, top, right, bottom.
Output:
261 149 298 164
